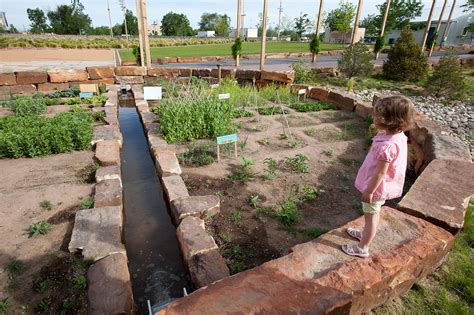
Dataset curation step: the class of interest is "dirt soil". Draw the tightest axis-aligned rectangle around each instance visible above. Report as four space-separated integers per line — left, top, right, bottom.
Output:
0 151 95 313
181 107 376 274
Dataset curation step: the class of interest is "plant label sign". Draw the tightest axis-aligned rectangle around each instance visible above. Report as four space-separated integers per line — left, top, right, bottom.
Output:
216 133 238 162
210 84 219 89
80 92 93 99
80 84 99 94
144 87 162 100
218 93 230 100
298 89 306 95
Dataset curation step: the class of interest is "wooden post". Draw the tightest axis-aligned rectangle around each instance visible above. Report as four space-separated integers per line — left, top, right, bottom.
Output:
135 0 145 66
140 0 152 68
313 0 324 63
236 0 242 67
107 0 114 38
439 0 456 48
429 0 448 57
351 0 363 44
259 0 269 71
421 0 437 51
375 0 391 60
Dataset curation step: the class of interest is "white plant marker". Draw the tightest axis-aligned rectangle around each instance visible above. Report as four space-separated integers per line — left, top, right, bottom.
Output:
144 86 162 100
218 93 230 100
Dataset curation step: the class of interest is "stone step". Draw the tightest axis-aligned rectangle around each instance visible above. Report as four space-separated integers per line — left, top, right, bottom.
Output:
397 159 474 234
157 208 454 314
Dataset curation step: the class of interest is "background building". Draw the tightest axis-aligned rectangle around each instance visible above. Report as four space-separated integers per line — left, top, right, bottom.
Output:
324 28 366 44
230 28 259 39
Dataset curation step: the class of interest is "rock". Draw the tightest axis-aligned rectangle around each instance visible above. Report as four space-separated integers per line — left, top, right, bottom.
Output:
178 68 193 77
192 68 212 78
170 195 220 224
309 87 329 102
187 249 230 288
161 175 189 202
140 112 159 124
95 140 121 167
0 84 36 97
149 136 170 158
94 178 122 208
176 216 218 261
68 80 100 88
355 101 374 119
0 73 16 85
87 66 115 79
147 68 179 77
177 57 202 63
157 209 454 315
114 66 146 76
156 57 178 65
397 159 474 234
94 125 122 145
48 69 89 83
100 78 115 85
69 206 125 261
115 76 144 84
260 71 295 84
15 71 47 84
327 91 357 112
210 68 236 79
105 94 118 107
96 165 121 183
87 253 133 315
37 83 69 94
422 133 471 168
143 122 160 134
154 151 182 177
236 69 261 81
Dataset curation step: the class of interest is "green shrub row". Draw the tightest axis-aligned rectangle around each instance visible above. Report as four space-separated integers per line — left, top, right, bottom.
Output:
7 97 47 117
289 102 335 112
0 112 94 158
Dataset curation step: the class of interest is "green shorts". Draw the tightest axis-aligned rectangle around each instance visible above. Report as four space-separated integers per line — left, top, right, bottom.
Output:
362 200 385 214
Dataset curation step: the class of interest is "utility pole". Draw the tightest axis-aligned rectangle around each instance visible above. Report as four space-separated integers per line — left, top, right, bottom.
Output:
375 0 391 60
421 0 436 51
236 0 242 67
351 0 363 44
259 0 269 71
439 0 456 48
278 0 283 41
313 0 324 63
242 0 246 30
119 0 130 43
107 0 113 38
429 0 448 56
135 0 145 66
140 0 152 67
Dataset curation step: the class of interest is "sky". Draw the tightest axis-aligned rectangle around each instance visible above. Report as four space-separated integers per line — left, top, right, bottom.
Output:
0 0 470 32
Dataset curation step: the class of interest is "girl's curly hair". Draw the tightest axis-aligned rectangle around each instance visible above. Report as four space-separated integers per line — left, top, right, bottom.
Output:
374 96 416 132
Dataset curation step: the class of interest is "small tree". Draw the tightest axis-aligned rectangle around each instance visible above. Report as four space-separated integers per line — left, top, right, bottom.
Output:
373 34 385 57
426 50 466 99
231 37 243 60
383 26 428 82
337 42 374 79
310 34 321 63
132 46 141 66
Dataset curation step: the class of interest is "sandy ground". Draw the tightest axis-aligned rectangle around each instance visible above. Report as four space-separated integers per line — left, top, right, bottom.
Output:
0 48 115 71
0 151 95 310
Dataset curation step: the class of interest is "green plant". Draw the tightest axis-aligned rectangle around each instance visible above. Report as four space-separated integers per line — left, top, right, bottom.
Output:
426 31 438 51
223 245 247 274
73 275 87 291
273 196 301 228
34 298 50 313
228 157 256 183
309 34 321 56
337 42 374 79
0 112 94 158
40 200 53 211
43 98 60 106
230 210 243 224
339 157 358 167
291 60 319 84
249 195 260 209
8 96 47 117
6 259 23 279
305 128 317 137
231 37 243 60
27 220 51 237
373 35 386 56
263 157 278 180
258 138 270 146
0 298 10 315
234 109 253 118
64 97 81 105
132 45 141 66
34 279 52 293
62 299 78 312
285 154 310 173
383 26 428 82
47 87 80 98
280 133 290 140
426 49 466 99
93 111 106 123
304 227 328 240
289 102 335 112
178 144 215 167
298 185 324 202
289 140 302 148
323 149 335 157
83 96 108 106
347 77 355 91
79 196 94 210
257 106 289 116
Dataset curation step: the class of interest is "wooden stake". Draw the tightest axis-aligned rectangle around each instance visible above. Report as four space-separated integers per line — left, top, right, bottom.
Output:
429 0 448 56
140 0 152 67
135 0 145 66
375 0 391 60
236 0 242 67
439 0 456 48
351 0 363 44
313 0 324 63
259 0 269 71
234 142 238 159
421 0 437 51
217 145 220 162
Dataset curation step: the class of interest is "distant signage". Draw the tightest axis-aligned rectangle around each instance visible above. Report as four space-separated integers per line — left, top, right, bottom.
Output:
218 93 230 100
144 86 162 100
216 134 237 145
80 92 93 99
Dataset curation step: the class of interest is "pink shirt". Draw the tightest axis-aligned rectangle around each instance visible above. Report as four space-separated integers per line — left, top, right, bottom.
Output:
355 131 408 201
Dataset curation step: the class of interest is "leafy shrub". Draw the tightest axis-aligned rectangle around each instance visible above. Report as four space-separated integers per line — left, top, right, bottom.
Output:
47 87 80 98
27 220 51 237
234 109 254 118
132 46 141 66
309 34 321 55
426 50 466 99
178 144 215 166
337 42 374 78
285 154 310 173
257 106 289 115
383 26 428 82
374 35 385 56
289 102 335 112
426 31 439 51
291 60 319 84
273 196 301 227
8 96 46 117
231 37 243 60
80 196 94 210
0 112 94 158
258 84 296 104
64 97 81 105
228 157 256 183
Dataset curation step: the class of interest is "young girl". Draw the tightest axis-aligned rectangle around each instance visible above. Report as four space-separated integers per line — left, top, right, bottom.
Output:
342 96 415 258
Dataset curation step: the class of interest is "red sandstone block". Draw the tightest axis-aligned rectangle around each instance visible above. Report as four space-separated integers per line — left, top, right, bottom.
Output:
308 87 329 102
15 71 47 84
260 70 295 83
355 101 373 119
157 208 454 315
327 91 356 111
235 69 261 81
114 66 146 76
0 84 36 97
38 82 69 93
68 80 100 88
48 69 89 83
177 57 202 63
100 78 115 85
147 68 179 77
87 66 115 79
0 73 16 85
210 69 236 79
192 68 212 78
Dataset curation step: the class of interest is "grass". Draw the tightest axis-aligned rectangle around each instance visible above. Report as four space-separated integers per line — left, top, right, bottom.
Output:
377 200 474 314
284 154 310 173
27 221 51 237
5 259 23 279
73 275 87 291
40 200 53 211
230 210 243 224
222 245 248 275
303 227 328 240
0 298 10 315
79 196 94 210
119 42 345 61
257 106 289 116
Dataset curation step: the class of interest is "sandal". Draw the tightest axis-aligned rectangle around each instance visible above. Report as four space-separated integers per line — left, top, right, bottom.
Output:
341 244 369 258
346 228 362 241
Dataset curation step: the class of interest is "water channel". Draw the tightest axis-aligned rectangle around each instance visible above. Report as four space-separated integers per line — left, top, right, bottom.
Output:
118 95 191 314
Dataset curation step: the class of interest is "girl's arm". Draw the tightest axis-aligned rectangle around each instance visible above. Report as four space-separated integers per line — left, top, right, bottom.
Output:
362 160 390 203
